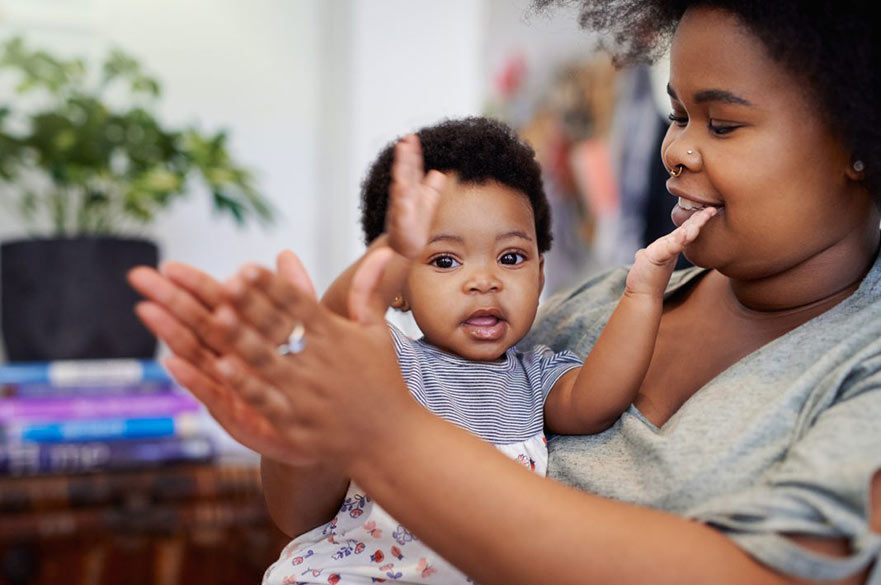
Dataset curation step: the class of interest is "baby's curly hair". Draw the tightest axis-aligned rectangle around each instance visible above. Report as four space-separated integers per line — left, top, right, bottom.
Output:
359 117 552 253
533 0 881 204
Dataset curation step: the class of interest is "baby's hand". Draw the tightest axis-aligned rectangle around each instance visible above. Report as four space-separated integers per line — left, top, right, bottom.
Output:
386 135 446 259
625 206 717 297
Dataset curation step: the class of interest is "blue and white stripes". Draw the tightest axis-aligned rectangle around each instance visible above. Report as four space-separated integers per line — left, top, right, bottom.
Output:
388 324 582 445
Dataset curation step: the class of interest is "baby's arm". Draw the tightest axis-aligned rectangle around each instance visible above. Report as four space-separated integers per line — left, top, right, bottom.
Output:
544 207 717 434
321 135 445 317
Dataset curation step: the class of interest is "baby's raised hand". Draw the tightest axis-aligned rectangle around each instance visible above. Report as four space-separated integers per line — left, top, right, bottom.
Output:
625 206 717 297
386 134 446 259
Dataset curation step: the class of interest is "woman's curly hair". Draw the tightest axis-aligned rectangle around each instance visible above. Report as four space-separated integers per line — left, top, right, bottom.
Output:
360 116 552 252
533 0 881 204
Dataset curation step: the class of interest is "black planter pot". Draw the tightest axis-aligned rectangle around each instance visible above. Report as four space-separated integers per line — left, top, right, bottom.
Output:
1 237 159 361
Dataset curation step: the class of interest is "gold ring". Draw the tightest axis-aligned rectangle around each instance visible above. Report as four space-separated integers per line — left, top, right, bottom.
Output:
669 165 683 177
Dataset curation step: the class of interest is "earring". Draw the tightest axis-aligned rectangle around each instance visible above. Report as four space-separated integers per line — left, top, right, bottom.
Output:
853 160 865 172
392 295 409 311
669 164 684 177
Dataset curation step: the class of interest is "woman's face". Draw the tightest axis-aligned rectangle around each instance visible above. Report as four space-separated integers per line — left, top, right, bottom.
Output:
662 6 875 279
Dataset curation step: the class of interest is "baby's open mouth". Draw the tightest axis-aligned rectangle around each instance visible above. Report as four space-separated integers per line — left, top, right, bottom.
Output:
464 315 502 327
462 311 507 341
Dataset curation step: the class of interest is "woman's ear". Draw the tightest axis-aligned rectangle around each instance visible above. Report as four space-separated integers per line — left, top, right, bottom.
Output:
392 294 411 312
845 159 866 181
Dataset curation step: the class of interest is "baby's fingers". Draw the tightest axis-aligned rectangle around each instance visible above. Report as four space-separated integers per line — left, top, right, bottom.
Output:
680 206 718 241
391 134 424 190
646 207 717 264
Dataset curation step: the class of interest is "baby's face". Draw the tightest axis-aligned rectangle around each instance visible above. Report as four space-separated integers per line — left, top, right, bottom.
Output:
402 177 544 361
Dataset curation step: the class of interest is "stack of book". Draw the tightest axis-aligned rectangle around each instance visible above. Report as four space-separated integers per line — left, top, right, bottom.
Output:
0 463 284 584
0 358 217 476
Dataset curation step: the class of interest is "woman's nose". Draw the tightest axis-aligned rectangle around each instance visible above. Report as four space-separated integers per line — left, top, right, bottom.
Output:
661 128 701 175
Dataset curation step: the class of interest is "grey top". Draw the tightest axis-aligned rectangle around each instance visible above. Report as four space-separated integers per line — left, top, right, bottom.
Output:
522 250 881 583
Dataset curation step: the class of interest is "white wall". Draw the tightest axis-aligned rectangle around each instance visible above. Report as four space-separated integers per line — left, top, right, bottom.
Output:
0 0 486 295
338 0 485 281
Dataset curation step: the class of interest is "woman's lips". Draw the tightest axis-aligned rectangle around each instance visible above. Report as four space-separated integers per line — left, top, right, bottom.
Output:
462 315 507 341
671 195 723 227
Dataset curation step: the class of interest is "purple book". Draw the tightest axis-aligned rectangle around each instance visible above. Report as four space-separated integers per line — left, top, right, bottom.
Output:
0 392 201 424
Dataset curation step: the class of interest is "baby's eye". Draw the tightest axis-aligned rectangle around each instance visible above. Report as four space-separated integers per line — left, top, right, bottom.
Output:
499 252 525 265
429 255 460 269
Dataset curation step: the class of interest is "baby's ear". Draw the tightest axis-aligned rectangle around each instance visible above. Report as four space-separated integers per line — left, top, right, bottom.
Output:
392 294 411 312
538 255 546 295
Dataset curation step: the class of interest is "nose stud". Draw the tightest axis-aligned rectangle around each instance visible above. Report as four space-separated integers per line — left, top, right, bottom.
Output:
687 149 694 155
669 164 684 177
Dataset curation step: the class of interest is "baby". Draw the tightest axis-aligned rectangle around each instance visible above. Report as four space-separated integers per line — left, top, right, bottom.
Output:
263 117 714 584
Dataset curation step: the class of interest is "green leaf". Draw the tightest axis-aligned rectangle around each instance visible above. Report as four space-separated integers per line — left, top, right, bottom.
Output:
0 36 274 234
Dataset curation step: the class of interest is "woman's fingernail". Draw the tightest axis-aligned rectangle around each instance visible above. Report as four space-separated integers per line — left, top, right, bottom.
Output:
244 266 260 281
225 277 243 296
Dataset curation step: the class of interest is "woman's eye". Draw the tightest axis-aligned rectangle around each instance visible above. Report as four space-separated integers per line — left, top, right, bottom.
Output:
668 112 688 126
430 255 460 269
708 121 739 136
499 252 525 265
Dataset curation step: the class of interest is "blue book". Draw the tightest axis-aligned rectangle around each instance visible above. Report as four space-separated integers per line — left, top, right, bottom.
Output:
0 359 172 386
5 413 203 443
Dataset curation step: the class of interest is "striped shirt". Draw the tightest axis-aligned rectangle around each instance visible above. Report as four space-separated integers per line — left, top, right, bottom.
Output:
263 326 584 585
389 324 582 445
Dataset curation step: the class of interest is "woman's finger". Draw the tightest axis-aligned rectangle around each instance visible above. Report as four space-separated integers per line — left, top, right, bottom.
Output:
277 250 318 301
129 267 229 352
223 272 296 345
134 301 219 375
160 261 227 309
213 304 298 388
225 258 317 328
214 354 293 422
163 355 311 465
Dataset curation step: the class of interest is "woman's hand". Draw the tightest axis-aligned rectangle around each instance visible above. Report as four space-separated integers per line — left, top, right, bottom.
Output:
127 257 308 466
129 248 415 471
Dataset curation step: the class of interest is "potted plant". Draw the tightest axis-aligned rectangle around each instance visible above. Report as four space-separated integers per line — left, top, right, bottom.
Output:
0 37 274 361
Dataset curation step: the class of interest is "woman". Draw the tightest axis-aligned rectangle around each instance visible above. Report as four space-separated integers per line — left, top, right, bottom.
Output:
129 1 881 583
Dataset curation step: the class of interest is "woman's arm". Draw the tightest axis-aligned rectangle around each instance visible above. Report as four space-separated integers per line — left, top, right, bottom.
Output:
201 259 878 585
352 399 880 585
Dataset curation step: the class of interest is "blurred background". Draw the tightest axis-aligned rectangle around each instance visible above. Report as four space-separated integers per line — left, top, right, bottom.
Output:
0 1 675 583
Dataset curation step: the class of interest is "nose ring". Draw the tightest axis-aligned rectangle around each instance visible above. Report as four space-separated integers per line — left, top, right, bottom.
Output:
669 164 684 177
